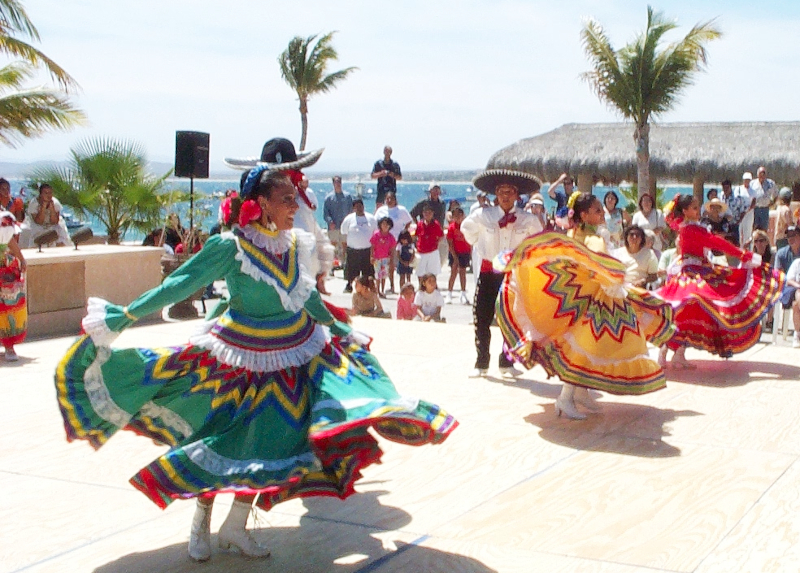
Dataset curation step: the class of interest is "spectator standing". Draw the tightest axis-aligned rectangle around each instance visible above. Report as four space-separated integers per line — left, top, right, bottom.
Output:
19 183 72 248
775 188 794 249
411 184 448 266
446 207 471 304
782 257 800 347
340 197 376 293
374 191 412 293
548 173 574 228
470 190 489 214
631 193 666 251
721 179 748 246
414 204 444 287
750 166 778 231
371 146 401 209
395 230 415 288
0 178 24 222
461 169 543 378
603 191 630 249
370 217 396 298
323 175 353 270
736 172 756 249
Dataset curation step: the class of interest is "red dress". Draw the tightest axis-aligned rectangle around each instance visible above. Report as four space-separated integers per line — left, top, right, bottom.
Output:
655 222 784 357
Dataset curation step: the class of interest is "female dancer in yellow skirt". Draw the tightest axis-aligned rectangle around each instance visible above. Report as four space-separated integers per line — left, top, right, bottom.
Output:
0 210 26 361
495 193 675 419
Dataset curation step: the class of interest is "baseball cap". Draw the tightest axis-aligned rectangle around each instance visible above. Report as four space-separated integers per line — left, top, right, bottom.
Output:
787 225 799 237
742 172 753 180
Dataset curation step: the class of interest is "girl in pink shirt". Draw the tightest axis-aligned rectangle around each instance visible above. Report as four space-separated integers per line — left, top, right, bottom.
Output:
370 217 396 297
396 282 418 320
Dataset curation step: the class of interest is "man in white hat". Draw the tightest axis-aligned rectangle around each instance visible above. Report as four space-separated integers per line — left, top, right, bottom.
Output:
736 172 756 249
461 169 544 378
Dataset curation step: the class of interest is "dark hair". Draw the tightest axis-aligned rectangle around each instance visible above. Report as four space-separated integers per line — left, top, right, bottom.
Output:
378 216 394 229
706 188 718 200
638 193 655 210
0 178 9 188
397 230 412 244
332 175 342 183
571 192 598 225
355 275 376 291
352 196 364 206
249 170 292 201
624 225 646 248
451 207 464 217
420 273 437 286
224 196 243 227
39 183 53 192
721 179 732 186
603 191 619 209
671 193 695 219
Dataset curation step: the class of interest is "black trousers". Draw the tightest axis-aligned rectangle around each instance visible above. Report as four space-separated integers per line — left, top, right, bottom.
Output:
473 271 512 369
345 247 374 282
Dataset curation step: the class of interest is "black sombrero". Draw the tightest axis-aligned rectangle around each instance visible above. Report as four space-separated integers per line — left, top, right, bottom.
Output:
224 137 324 171
473 169 542 195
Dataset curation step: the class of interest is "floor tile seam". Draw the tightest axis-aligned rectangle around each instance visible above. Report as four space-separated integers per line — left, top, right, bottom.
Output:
621 437 800 458
9 513 169 573
687 454 800 573
0 469 139 493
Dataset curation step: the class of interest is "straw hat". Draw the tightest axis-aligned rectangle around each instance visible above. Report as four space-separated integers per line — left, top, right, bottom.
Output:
473 169 542 195
224 137 324 171
703 197 727 214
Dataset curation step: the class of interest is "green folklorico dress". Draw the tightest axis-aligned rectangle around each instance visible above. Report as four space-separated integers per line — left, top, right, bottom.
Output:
55 223 457 510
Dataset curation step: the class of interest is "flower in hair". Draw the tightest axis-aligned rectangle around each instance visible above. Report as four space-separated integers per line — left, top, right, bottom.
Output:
238 199 262 226
566 190 582 210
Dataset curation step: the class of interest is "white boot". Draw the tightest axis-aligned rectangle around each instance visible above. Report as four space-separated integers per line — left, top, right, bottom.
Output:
188 499 213 562
657 346 669 369
460 290 470 305
447 291 454 304
671 346 696 369
554 383 586 420
218 499 271 558
573 386 602 412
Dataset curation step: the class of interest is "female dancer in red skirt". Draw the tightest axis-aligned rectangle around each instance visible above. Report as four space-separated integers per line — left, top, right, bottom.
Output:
656 194 784 368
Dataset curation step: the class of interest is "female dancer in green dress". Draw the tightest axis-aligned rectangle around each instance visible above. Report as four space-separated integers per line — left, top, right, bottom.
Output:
56 168 457 561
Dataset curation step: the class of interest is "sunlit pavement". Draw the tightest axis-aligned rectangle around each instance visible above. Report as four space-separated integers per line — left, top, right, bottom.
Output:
3 272 800 572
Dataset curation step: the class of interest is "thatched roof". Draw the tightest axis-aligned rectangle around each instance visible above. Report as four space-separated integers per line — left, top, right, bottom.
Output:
487 122 800 184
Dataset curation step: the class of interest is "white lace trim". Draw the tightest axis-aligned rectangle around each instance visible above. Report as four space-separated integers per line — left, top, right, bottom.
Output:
229 231 317 313
139 402 194 439
238 224 293 254
85 345 131 428
189 320 329 372
82 297 120 348
184 440 321 476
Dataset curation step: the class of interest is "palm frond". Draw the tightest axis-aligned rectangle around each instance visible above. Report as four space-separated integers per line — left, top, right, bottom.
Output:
0 34 78 91
0 89 85 147
0 0 38 40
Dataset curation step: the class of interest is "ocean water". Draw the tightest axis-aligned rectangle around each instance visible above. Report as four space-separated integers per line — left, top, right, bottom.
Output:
8 177 697 242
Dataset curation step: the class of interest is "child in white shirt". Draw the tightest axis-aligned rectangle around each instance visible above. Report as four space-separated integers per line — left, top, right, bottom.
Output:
414 273 445 322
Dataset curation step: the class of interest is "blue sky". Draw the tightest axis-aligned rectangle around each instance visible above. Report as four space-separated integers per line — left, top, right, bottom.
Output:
1 0 799 173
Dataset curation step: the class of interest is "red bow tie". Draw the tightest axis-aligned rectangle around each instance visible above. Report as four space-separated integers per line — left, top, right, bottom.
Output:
498 212 517 228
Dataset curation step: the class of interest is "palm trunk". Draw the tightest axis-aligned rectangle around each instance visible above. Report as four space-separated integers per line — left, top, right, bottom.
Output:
634 122 650 201
299 97 308 151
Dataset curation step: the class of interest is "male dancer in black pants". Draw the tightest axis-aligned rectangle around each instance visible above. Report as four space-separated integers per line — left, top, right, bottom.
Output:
461 169 543 378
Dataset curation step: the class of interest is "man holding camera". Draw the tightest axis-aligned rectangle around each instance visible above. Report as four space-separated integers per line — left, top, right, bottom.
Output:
371 146 402 209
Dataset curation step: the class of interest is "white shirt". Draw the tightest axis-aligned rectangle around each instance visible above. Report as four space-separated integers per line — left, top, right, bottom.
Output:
340 212 377 250
293 187 318 234
631 209 665 251
461 205 543 263
787 258 800 285
374 204 413 240
749 178 778 208
414 289 444 316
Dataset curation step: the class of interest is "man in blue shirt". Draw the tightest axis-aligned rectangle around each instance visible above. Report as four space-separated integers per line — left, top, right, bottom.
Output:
371 146 402 209
547 173 573 218
323 175 353 270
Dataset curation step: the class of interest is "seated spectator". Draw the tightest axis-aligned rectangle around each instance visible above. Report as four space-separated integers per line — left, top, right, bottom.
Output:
350 275 390 318
615 225 658 288
0 178 24 222
701 198 735 244
19 183 72 248
751 230 773 268
396 283 417 320
414 273 445 322
783 257 800 348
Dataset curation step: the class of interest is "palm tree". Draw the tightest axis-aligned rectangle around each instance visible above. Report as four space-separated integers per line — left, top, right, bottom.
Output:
581 6 721 199
0 0 84 144
278 32 357 151
30 137 169 244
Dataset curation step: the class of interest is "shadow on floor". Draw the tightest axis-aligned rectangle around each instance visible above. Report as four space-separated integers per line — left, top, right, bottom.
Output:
93 491 497 573
663 360 800 387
